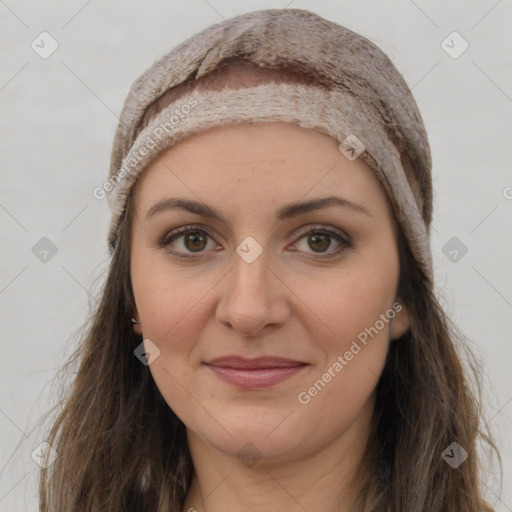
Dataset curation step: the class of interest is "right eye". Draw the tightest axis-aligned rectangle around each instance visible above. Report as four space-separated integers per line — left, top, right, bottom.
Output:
160 225 220 259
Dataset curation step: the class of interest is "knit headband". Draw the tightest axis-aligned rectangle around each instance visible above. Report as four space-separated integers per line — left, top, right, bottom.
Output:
106 8 434 283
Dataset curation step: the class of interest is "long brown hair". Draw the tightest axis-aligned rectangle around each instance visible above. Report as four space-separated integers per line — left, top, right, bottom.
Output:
37 63 500 512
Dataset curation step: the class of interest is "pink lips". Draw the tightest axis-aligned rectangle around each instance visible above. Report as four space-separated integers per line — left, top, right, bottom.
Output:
204 356 308 389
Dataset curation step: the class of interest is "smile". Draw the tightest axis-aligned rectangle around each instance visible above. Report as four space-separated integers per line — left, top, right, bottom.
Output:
203 356 308 389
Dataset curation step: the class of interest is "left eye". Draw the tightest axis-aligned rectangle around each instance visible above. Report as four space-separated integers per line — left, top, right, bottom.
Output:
297 230 348 253
290 225 352 258
160 224 351 259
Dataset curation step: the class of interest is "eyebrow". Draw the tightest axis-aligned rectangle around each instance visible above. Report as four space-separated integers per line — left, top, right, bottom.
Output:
145 195 371 223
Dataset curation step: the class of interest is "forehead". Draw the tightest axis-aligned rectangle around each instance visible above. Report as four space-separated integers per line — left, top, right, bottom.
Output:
133 121 390 221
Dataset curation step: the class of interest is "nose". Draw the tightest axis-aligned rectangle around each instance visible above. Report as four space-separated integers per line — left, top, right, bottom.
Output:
215 248 291 337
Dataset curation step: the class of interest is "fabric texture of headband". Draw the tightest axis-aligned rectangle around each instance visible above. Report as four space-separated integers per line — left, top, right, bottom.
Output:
106 8 434 283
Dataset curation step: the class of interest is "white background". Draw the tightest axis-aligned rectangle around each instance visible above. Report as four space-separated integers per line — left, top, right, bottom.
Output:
0 0 511 510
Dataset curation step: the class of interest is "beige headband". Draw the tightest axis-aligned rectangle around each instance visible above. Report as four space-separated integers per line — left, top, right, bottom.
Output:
107 81 433 280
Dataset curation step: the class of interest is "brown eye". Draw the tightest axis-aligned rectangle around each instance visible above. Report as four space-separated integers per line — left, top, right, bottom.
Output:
183 231 207 252
292 225 352 259
161 224 351 261
161 226 216 258
307 233 331 252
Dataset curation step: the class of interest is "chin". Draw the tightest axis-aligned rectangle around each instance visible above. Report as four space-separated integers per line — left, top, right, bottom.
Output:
196 428 303 465
191 404 336 466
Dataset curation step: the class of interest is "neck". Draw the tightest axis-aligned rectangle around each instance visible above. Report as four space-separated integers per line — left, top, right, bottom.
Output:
181 398 377 512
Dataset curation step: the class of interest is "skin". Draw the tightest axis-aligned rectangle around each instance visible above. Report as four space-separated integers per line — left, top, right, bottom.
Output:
130 121 410 512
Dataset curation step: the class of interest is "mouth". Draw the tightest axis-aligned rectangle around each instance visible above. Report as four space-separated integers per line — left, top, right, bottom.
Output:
203 356 308 389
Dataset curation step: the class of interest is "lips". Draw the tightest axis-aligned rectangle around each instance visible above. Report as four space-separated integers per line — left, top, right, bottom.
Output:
205 356 305 369
203 356 308 389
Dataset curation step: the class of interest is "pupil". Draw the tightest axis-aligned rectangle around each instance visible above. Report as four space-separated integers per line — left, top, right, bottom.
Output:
185 232 206 252
309 233 330 252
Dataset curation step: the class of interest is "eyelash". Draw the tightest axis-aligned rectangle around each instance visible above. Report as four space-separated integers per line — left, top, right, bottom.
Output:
159 224 352 260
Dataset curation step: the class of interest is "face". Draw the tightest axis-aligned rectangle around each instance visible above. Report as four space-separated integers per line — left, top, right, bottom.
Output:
130 121 410 465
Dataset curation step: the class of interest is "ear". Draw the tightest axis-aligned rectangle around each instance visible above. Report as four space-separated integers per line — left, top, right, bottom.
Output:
132 309 143 336
389 300 410 340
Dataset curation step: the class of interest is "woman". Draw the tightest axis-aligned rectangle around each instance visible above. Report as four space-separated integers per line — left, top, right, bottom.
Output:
38 8 499 511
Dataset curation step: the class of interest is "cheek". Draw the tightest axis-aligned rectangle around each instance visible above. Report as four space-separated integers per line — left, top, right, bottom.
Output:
130 254 227 409
131 250 213 344
305 272 395 370
131 260 214 424
294 248 399 401
298 250 399 349
293 278 395 439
